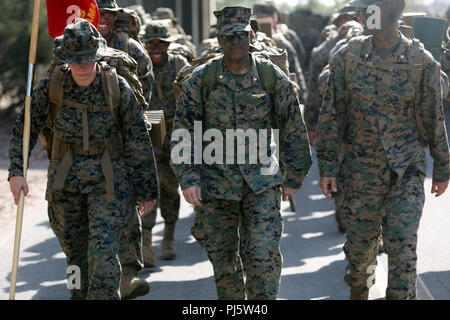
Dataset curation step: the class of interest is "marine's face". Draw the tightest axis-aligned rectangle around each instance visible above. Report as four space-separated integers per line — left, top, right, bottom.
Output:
98 10 117 38
217 30 251 61
361 1 400 35
70 62 97 85
145 39 170 66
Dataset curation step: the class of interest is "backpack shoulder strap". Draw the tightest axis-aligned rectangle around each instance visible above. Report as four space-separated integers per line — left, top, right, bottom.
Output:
254 56 279 129
255 56 277 100
48 64 69 117
173 54 186 79
409 38 427 146
201 56 221 103
99 61 121 127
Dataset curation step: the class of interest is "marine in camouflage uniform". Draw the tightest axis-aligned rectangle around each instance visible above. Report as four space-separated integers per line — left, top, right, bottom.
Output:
97 0 155 284
304 3 359 142
252 2 308 103
171 7 312 300
140 22 191 265
316 0 450 300
8 20 159 300
97 0 154 104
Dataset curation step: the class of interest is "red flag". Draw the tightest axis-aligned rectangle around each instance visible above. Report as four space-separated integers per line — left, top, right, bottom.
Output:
46 0 100 38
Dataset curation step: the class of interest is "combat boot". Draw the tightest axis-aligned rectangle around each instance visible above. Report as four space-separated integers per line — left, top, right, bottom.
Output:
350 287 369 300
142 229 156 268
120 266 149 300
161 223 176 260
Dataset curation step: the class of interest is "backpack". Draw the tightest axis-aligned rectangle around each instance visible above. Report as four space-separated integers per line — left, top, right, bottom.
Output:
342 35 427 146
41 47 148 160
173 50 289 102
115 8 142 43
174 54 281 128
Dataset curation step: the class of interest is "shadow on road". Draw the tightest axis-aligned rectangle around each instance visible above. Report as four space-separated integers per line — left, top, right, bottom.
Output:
419 270 450 300
278 151 348 300
3 233 68 300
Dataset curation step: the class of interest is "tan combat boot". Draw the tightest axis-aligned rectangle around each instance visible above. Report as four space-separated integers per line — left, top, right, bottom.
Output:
161 223 176 260
142 229 156 268
350 287 369 300
120 267 149 300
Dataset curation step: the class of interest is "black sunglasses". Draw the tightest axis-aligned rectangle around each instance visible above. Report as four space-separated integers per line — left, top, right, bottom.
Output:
221 31 250 41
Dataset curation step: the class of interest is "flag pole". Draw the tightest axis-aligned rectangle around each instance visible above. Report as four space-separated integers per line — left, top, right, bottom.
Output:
9 0 41 300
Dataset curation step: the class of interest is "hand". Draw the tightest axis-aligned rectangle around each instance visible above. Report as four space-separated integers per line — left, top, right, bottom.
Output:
139 200 156 217
281 186 299 201
431 180 449 197
183 186 202 207
308 131 316 148
9 176 29 205
319 177 337 200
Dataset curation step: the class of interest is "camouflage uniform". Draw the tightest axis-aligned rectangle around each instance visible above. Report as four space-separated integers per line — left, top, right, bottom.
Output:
304 3 360 134
252 2 308 103
97 0 155 275
316 27 450 299
8 20 158 300
141 22 191 262
98 0 154 105
171 7 312 299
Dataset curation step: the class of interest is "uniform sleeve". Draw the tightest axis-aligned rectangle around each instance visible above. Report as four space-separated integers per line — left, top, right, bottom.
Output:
420 55 450 182
170 68 203 190
8 78 51 179
119 77 159 201
304 52 324 133
273 67 312 189
315 51 347 178
128 38 154 106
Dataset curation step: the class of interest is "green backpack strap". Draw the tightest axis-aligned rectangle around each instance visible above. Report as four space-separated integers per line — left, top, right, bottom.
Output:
255 57 278 129
255 57 277 101
201 57 221 103
409 38 427 146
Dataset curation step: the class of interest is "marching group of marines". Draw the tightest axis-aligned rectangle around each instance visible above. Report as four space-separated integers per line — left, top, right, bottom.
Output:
7 0 450 300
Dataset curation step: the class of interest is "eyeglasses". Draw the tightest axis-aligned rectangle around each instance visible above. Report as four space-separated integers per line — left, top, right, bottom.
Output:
220 31 250 41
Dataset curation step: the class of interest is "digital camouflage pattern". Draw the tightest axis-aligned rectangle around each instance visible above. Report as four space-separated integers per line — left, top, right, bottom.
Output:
316 33 450 298
276 23 307 66
272 32 307 103
172 54 312 200
304 24 342 133
141 22 179 43
442 41 450 101
53 20 107 65
140 52 190 231
342 167 425 299
214 6 252 34
107 29 154 105
97 0 120 11
171 51 312 299
191 183 282 299
8 67 159 298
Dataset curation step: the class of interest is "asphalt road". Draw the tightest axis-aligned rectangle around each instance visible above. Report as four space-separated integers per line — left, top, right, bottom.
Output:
0 145 449 300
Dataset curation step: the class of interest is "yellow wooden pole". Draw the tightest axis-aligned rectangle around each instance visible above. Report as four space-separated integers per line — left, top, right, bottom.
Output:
9 0 41 300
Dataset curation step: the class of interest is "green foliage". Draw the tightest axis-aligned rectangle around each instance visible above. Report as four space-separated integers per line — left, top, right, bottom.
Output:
0 0 53 118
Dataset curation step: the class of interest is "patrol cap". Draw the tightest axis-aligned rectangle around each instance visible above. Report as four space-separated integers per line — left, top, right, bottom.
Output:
152 7 175 20
214 6 252 34
54 19 107 65
97 0 121 12
141 22 178 43
252 2 278 18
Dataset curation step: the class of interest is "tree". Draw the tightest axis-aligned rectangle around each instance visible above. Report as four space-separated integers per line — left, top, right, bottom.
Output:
0 0 53 120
